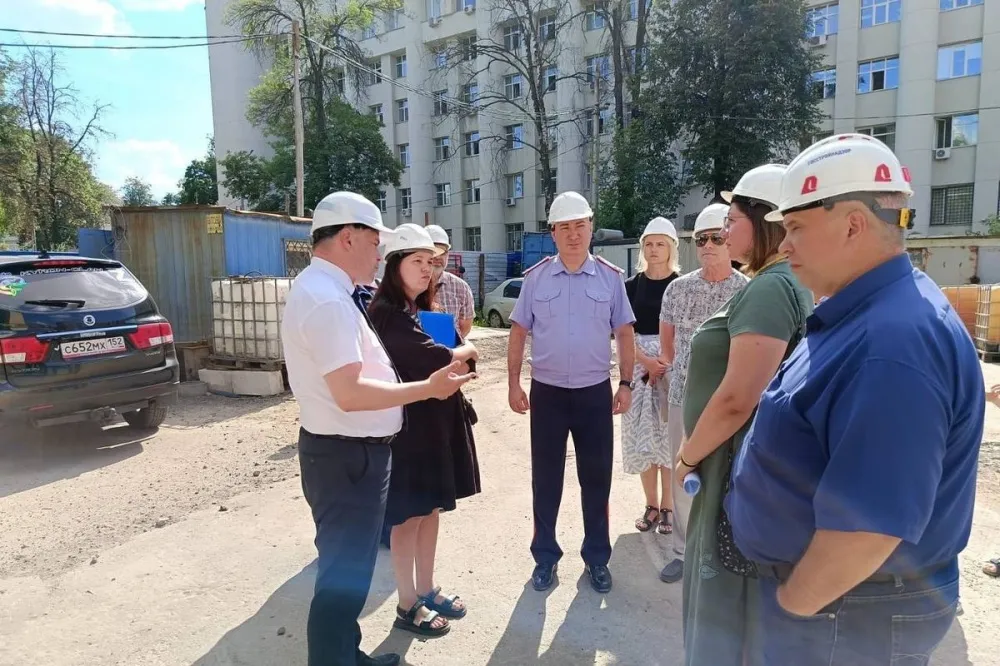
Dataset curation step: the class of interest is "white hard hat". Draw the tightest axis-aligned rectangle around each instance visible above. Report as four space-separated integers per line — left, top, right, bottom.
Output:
312 191 392 234
721 164 787 210
693 203 730 234
381 223 444 258
765 133 913 222
639 217 678 245
425 224 451 249
548 191 593 225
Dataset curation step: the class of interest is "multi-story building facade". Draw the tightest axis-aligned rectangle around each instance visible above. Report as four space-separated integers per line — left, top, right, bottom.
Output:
207 0 1000 251
806 0 999 234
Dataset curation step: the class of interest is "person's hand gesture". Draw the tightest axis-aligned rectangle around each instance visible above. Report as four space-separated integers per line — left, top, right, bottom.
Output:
508 383 530 414
987 384 1000 409
428 361 476 399
612 385 632 415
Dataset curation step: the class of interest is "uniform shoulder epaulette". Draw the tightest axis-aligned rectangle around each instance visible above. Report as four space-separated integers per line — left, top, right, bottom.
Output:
595 255 625 273
523 255 554 275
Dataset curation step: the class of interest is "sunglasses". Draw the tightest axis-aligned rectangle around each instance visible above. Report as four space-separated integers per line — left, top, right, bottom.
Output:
695 233 726 248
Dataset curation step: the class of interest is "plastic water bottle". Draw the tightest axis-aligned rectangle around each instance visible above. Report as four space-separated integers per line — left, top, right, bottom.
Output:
683 471 702 496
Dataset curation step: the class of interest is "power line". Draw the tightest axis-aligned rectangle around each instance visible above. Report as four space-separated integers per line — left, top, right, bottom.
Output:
0 38 255 50
0 27 275 40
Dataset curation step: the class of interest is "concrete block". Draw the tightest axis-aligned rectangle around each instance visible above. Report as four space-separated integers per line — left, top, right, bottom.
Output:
177 381 208 398
198 369 285 397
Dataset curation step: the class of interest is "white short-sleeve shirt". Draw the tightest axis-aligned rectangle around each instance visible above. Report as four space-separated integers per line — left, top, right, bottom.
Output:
281 257 403 437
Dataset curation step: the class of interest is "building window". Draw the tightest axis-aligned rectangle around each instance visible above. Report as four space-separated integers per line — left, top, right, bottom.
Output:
585 170 593 191
585 2 606 31
506 223 524 251
465 227 482 251
396 99 409 123
385 8 404 31
370 104 383 124
462 82 479 106
434 136 451 161
544 66 558 92
807 4 839 38
362 23 376 40
940 0 983 9
628 0 645 20
857 123 896 150
432 49 447 69
811 69 837 99
507 173 524 199
460 36 477 62
503 25 521 51
539 169 556 193
546 122 558 148
368 59 382 85
463 0 476 9
394 54 407 78
504 73 523 99
682 213 698 231
435 183 452 207
857 57 898 93
428 0 442 19
399 188 412 210
398 143 410 168
334 69 345 94
586 55 611 84
586 109 609 136
537 220 549 232
930 185 974 226
465 131 480 156
377 191 387 213
937 42 983 80
466 179 481 204
506 124 525 150
539 15 556 41
860 0 900 28
936 113 979 148
433 90 449 116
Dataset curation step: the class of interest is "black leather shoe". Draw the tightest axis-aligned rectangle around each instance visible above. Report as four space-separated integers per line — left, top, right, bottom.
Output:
531 563 557 591
586 564 613 593
357 652 401 666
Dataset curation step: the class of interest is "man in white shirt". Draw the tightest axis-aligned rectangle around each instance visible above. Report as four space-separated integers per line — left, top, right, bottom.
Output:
281 191 475 666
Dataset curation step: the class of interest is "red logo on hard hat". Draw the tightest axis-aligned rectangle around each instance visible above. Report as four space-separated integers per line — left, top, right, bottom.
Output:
801 176 818 195
874 164 892 182
902 166 912 183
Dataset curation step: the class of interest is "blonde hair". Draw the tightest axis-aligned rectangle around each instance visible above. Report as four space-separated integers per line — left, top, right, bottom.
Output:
635 235 681 274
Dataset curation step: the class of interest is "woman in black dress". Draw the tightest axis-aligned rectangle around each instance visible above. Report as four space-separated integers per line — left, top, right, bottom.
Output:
368 223 481 639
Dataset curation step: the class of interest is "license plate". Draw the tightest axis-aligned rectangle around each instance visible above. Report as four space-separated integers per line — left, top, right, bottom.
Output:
61 336 127 360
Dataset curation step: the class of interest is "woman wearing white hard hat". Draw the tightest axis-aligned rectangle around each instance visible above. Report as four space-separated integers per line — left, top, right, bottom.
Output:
655 203 748 585
622 217 680 537
674 165 813 666
367 223 482 639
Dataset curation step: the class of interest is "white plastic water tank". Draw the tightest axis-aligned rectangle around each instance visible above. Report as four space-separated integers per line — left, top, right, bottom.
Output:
211 277 293 361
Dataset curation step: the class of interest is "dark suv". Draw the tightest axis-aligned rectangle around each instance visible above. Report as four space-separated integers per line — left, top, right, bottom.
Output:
0 253 179 429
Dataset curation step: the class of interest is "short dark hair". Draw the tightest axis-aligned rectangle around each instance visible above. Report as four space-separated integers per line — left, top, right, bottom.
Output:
731 196 786 274
372 252 436 312
311 223 370 249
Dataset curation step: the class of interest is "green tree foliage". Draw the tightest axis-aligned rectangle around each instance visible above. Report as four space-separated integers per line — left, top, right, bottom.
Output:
642 0 823 198
177 137 219 205
120 176 156 207
225 0 403 212
0 47 116 249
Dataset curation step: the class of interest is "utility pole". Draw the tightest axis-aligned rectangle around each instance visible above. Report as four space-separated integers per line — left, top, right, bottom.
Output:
291 20 305 218
591 71 600 217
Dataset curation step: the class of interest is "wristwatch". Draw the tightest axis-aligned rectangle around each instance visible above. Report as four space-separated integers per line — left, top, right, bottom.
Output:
619 379 634 390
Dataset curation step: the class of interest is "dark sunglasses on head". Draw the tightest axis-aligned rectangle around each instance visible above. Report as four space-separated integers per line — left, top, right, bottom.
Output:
695 233 726 248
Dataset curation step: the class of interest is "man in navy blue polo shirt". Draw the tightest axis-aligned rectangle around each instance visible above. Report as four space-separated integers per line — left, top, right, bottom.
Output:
725 134 984 665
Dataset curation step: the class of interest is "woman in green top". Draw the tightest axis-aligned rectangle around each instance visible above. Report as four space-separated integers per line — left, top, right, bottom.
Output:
674 165 814 666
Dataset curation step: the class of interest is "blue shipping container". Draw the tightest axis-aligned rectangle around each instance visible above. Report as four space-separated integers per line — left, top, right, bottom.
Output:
77 228 115 259
223 210 312 276
521 232 556 273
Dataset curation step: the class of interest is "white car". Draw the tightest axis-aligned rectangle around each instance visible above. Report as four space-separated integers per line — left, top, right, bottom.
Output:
482 278 522 328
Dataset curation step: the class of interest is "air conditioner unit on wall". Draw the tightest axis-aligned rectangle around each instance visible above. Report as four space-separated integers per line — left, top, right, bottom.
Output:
807 35 828 47
402 208 412 217
464 5 475 14
506 197 516 206
934 147 952 160
429 16 441 27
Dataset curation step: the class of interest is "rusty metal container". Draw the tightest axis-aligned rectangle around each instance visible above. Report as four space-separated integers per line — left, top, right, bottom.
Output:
941 285 979 337
975 285 1000 351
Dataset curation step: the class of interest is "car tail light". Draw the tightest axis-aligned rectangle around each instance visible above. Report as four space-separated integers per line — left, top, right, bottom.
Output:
129 322 175 350
0 337 50 364
32 260 88 268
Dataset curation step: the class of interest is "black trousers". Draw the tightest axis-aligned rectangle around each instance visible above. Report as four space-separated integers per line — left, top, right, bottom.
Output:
529 379 614 567
298 429 391 666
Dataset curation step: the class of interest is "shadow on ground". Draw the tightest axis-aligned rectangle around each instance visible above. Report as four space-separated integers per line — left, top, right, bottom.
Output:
162 394 294 430
0 420 151 499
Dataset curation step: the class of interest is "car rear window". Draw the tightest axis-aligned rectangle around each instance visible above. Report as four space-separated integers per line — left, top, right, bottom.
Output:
0 260 148 312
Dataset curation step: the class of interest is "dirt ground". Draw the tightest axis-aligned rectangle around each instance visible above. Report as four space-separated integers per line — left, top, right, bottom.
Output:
1 329 998 666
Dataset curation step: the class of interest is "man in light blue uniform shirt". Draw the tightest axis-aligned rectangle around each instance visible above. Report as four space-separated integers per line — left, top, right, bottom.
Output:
507 191 636 594
726 135 983 665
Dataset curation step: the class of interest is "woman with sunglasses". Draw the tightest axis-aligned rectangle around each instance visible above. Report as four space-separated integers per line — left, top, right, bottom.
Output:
673 165 813 666
655 203 748 584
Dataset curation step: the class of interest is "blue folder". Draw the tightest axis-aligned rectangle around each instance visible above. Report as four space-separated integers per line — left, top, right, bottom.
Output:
418 310 458 348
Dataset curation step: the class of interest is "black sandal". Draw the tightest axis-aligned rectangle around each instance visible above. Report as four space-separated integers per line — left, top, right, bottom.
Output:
635 505 659 532
393 600 450 637
656 508 673 535
420 586 467 619
984 558 1000 578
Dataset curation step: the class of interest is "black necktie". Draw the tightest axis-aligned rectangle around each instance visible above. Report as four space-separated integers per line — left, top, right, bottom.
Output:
352 287 407 430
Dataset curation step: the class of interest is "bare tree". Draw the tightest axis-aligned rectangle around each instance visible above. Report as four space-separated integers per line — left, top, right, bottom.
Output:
444 0 587 211
594 0 653 129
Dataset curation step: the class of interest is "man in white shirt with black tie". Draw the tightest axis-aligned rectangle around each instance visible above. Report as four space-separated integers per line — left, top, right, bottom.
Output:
282 191 475 666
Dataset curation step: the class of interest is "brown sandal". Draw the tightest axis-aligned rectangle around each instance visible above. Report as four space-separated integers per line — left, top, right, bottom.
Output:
656 508 673 535
983 558 1000 577
635 505 659 532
